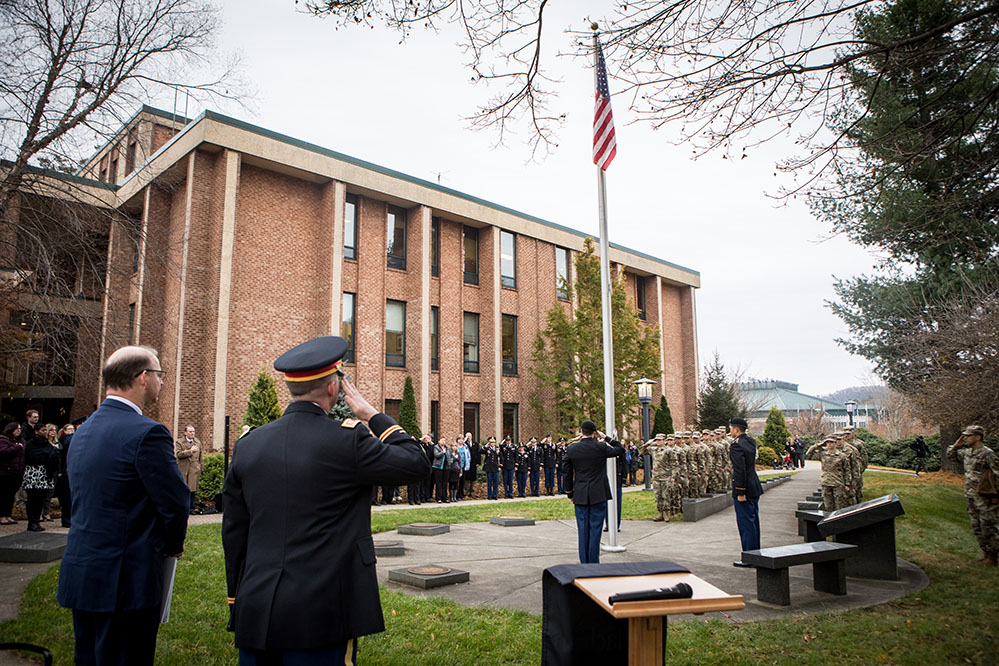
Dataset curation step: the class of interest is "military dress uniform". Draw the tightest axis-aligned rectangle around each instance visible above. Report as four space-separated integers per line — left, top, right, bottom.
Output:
483 439 500 500
947 425 999 564
542 438 558 495
500 440 517 498
222 337 430 664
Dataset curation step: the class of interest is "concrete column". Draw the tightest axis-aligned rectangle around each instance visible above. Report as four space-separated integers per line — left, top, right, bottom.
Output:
330 181 346 331
172 152 196 437
493 228 502 439
212 150 240 453
689 286 699 400
97 215 117 402
134 187 151 342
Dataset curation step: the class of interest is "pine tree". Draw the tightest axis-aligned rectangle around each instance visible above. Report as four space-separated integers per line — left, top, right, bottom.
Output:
530 237 661 435
242 369 282 428
652 394 674 437
758 405 792 453
398 376 422 439
328 390 354 421
696 352 745 430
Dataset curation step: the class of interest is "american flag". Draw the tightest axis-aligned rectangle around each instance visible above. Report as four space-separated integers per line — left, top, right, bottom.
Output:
592 38 617 170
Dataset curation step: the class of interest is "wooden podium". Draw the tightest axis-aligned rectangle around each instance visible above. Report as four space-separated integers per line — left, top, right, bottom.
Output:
573 572 744 666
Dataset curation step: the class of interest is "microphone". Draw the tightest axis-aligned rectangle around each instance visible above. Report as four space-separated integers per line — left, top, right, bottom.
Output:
609 582 693 604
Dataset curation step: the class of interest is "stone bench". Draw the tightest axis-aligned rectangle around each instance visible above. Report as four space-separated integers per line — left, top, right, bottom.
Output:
796 501 824 536
741 542 857 606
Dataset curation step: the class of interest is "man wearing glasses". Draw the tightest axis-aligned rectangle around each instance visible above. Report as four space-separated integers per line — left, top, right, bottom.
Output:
58 346 190 665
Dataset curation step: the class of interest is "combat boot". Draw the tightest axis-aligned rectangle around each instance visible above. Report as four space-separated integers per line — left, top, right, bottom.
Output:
652 513 665 522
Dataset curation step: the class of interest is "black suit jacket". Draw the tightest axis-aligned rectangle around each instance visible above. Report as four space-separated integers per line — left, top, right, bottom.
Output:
57 399 189 612
562 437 624 506
729 433 763 499
222 402 430 650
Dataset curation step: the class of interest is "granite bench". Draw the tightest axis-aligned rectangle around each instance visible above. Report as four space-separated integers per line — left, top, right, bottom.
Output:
740 541 857 606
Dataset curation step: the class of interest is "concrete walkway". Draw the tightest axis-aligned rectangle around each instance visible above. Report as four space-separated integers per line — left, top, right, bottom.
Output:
0 462 927 664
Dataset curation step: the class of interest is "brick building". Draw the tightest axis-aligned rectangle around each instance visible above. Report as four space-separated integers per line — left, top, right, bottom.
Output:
7 106 700 450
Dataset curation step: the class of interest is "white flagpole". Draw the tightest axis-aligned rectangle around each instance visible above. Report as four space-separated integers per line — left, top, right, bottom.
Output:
594 30 624 553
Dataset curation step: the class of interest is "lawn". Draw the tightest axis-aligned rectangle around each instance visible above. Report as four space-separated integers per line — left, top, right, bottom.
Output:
3 471 996 665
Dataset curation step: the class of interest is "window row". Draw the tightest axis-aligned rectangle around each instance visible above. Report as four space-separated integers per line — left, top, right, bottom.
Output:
343 196 572 296
340 294 517 374
420 401 519 443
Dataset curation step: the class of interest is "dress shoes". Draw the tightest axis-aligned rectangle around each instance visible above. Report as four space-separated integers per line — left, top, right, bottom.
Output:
732 561 753 568
27 523 45 532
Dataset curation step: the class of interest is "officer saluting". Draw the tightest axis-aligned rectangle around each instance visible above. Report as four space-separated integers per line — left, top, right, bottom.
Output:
222 336 430 665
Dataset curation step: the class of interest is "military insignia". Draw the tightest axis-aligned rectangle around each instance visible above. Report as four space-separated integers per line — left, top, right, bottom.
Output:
341 418 360 429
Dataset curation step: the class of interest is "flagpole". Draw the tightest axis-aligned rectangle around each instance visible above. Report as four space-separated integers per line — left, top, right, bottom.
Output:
594 28 624 553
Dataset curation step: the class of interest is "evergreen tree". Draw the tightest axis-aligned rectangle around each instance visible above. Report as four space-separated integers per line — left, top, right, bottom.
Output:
242 369 282 428
696 352 745 430
530 237 661 435
328 389 354 421
398 376 422 439
758 406 792 453
651 394 674 437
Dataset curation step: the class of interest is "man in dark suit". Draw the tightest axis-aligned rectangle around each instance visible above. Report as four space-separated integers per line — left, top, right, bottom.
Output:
222 336 430 665
561 420 625 563
57 346 190 666
729 417 764 567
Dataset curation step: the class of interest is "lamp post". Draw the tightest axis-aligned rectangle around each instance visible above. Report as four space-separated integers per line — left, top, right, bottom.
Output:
633 378 655 491
845 400 857 428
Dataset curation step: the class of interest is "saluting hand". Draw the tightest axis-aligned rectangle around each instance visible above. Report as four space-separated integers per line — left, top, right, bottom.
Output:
341 377 377 421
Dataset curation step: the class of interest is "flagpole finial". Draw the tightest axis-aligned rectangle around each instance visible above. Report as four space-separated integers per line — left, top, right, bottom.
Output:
590 22 599 32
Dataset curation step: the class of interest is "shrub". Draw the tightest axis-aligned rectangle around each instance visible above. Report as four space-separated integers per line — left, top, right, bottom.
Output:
243 369 282 427
758 406 792 453
756 446 778 466
196 453 225 502
399 376 422 439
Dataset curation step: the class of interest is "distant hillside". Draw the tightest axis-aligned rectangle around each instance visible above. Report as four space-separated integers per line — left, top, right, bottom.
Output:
821 385 888 404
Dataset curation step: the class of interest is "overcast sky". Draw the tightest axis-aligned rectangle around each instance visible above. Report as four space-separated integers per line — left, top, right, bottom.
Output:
196 0 880 397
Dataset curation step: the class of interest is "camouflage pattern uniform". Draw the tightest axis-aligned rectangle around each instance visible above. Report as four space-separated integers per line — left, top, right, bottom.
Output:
947 434 999 562
639 437 670 521
666 437 682 515
691 432 709 496
676 433 692 500
807 438 851 511
846 431 868 503
840 439 862 509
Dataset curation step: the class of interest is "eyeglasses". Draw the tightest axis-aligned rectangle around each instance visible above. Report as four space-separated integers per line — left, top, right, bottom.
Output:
138 368 166 377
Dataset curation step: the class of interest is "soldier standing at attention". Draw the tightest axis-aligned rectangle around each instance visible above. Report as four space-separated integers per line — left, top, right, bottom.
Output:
639 434 668 521
806 436 851 511
483 437 500 500
947 425 999 566
222 336 430 664
729 417 763 567
500 436 517 498
542 435 558 495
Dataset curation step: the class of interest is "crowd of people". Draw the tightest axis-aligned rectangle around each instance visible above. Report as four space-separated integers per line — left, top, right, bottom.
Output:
371 432 648 506
639 428 734 521
0 410 80 530
805 428 869 511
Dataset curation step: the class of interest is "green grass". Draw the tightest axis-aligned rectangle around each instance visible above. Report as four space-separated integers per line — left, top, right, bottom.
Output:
3 472 996 664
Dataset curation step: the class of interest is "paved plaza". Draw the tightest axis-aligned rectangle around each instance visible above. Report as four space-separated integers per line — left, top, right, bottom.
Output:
0 461 927 664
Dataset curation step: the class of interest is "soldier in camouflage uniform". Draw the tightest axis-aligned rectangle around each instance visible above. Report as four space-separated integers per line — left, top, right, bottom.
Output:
839 434 862 509
639 434 670 521
675 432 691 501
946 425 999 566
844 428 868 503
665 435 682 515
806 437 852 511
689 432 707 496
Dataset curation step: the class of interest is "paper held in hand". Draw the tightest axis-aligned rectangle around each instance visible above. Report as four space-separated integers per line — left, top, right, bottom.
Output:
160 556 178 624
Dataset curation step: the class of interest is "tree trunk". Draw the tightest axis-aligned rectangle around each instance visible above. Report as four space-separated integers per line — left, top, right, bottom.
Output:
939 424 962 473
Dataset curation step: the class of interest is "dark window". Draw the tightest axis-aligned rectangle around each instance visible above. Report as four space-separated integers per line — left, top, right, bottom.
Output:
341 292 356 363
503 403 519 443
344 194 358 260
463 226 478 285
384 399 402 421
431 217 440 277
430 400 440 442
636 275 647 320
500 230 516 289
463 402 480 442
463 312 479 373
385 299 406 367
430 305 439 371
99 155 109 182
109 150 119 184
386 205 407 270
555 247 570 300
128 304 136 345
502 314 517 375
125 128 138 174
